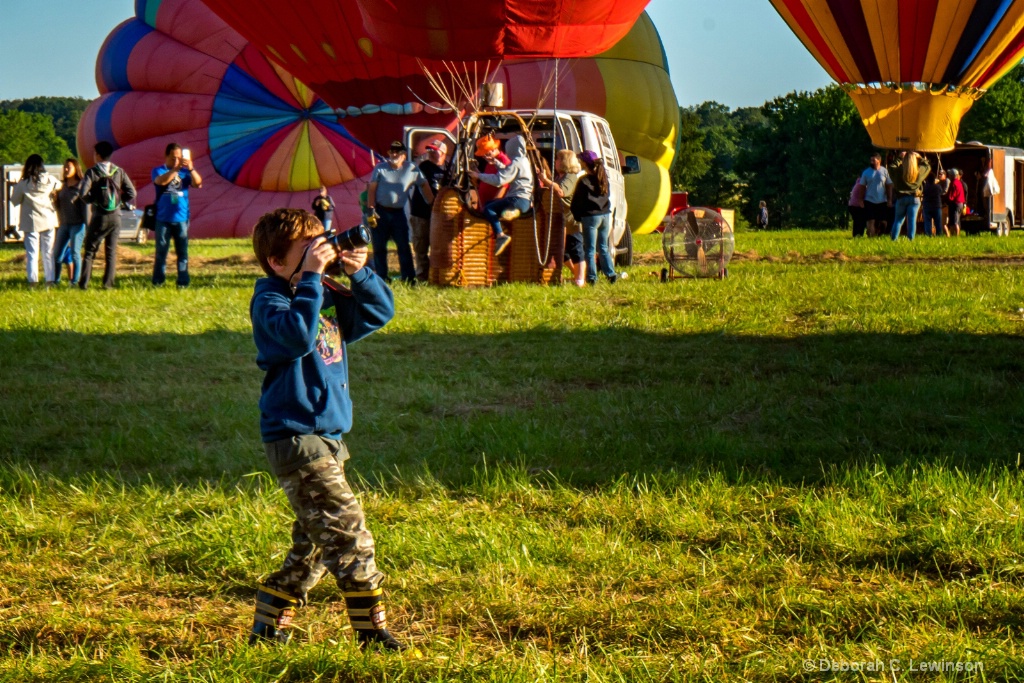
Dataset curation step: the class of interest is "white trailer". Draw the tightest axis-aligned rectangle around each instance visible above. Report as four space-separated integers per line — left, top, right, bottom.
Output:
3 164 146 243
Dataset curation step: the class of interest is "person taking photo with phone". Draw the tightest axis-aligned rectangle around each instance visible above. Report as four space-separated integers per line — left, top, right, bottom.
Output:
152 143 202 287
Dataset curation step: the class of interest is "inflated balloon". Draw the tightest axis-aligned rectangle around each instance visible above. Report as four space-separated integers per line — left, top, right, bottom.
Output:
78 0 374 237
771 0 1024 151
357 0 651 60
199 0 454 151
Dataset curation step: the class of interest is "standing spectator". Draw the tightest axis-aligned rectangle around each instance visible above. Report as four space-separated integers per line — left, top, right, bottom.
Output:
78 141 137 290
10 154 61 285
849 178 867 237
365 141 433 284
570 150 618 285
947 169 966 237
409 141 447 281
539 149 586 286
858 152 893 237
888 151 931 241
312 186 336 232
471 134 534 256
921 169 946 237
756 201 769 230
53 158 88 284
151 143 202 288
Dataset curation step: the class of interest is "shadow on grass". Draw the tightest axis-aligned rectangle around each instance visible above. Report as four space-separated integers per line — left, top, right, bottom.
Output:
0 328 1022 486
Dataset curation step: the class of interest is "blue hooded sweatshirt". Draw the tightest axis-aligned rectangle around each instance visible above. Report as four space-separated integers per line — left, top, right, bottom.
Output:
250 266 394 444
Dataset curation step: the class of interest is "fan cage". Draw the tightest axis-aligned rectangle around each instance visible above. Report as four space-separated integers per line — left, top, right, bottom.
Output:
662 207 735 279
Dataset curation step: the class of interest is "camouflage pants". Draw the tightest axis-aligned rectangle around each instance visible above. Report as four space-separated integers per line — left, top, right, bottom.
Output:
262 436 384 603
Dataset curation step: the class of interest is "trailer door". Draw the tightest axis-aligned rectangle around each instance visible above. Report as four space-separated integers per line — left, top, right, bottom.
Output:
1016 159 1024 226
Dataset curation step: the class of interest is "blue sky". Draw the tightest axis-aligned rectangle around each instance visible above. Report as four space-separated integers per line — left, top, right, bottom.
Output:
0 0 834 109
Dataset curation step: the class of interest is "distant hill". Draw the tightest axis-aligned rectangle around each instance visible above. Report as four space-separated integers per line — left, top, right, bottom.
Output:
0 97 93 154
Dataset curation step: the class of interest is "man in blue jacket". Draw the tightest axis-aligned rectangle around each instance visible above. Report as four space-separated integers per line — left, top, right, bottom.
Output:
248 208 404 651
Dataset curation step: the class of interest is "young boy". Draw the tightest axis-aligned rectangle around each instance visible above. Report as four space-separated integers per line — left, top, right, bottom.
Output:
248 208 403 650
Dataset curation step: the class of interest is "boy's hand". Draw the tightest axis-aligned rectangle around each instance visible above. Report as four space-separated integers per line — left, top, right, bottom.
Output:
339 247 368 275
301 237 338 275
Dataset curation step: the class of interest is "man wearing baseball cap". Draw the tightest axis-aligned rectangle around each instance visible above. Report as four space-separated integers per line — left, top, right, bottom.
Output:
409 140 448 281
366 141 434 283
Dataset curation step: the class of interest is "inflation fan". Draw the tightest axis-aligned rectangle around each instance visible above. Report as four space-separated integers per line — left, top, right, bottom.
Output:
661 207 735 281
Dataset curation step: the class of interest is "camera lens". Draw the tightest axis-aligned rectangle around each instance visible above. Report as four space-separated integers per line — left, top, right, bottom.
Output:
325 225 371 251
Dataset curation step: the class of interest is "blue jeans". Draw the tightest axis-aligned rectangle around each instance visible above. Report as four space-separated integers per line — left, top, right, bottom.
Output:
921 204 942 236
153 220 190 286
371 209 415 282
53 223 85 283
482 196 531 236
891 196 921 240
581 213 615 283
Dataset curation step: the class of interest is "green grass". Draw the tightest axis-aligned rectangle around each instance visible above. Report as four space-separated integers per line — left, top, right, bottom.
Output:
0 229 1022 681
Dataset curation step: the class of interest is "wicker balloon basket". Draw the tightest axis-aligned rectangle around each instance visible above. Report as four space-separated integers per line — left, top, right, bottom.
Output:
429 188 565 287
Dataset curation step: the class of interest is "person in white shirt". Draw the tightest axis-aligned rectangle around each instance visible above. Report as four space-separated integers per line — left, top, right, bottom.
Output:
10 154 61 285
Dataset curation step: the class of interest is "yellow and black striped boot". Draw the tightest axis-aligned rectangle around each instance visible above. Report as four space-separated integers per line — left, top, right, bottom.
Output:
344 588 405 651
249 585 300 645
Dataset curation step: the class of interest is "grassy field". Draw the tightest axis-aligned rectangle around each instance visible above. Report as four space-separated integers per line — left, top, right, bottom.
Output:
0 228 1022 681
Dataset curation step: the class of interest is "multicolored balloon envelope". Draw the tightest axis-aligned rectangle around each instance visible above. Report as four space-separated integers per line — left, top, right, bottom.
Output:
79 0 677 238
78 0 376 237
770 0 1024 151
356 0 651 60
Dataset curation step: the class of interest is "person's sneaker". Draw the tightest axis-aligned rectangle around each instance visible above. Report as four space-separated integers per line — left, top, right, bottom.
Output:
494 233 512 256
607 273 618 284
500 208 522 222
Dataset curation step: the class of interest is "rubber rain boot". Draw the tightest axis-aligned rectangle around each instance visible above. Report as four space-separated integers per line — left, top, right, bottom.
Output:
249 584 300 645
344 588 406 652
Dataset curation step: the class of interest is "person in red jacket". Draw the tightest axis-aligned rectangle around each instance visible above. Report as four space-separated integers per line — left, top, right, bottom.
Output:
947 169 966 237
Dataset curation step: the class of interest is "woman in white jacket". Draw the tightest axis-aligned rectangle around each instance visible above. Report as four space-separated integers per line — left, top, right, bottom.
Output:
10 154 62 284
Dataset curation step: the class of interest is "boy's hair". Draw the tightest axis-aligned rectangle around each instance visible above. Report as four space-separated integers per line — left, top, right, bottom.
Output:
252 208 323 277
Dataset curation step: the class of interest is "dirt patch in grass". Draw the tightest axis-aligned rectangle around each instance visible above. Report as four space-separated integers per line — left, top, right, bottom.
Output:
637 249 1024 266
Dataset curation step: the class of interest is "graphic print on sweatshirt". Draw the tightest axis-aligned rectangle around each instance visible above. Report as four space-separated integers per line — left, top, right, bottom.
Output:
316 306 344 365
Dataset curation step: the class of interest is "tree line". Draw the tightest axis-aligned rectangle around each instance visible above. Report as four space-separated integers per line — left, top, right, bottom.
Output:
4 72 1024 230
671 64 1024 229
0 97 91 168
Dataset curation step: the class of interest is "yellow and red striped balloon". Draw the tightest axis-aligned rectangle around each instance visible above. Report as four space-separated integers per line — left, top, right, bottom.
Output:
771 0 1024 150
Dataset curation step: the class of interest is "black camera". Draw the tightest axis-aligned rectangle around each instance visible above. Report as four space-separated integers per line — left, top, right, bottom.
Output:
322 224 371 251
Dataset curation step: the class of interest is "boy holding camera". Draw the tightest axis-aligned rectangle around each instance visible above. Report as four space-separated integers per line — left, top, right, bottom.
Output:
248 208 404 651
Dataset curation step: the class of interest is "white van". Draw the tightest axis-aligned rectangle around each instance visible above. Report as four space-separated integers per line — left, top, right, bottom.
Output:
405 109 640 265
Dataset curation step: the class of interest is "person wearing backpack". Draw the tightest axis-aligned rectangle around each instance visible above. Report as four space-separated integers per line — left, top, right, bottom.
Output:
152 143 202 287
77 141 137 290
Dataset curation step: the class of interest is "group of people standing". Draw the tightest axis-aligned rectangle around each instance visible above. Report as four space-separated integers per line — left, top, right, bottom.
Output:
10 141 200 288
850 151 968 240
349 134 619 287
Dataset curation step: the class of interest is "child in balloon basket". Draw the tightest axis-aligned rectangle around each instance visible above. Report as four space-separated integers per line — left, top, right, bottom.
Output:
248 208 406 652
